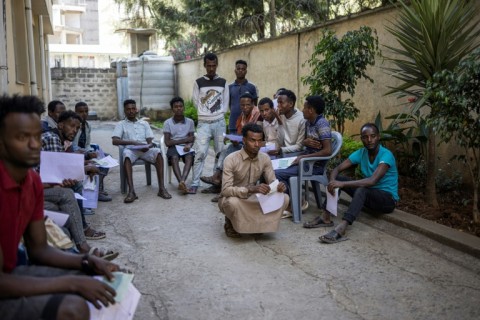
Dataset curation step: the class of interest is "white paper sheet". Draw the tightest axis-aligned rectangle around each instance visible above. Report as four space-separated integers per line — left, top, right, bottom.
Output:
223 133 243 142
259 143 276 154
175 145 195 156
74 193 87 200
43 210 69 227
82 175 99 209
88 282 141 320
93 155 119 168
271 157 297 170
326 188 339 216
256 192 285 214
40 151 85 183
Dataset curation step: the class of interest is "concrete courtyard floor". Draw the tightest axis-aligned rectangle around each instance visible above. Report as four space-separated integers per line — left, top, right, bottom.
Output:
88 121 479 320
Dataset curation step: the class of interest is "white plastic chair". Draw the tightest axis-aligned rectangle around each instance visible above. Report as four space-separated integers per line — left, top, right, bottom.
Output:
288 131 343 223
118 146 152 194
160 135 195 186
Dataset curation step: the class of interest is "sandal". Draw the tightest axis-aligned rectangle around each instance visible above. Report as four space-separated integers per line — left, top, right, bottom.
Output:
303 216 334 229
178 181 188 193
184 186 198 195
89 247 119 261
157 189 172 199
200 176 221 186
124 192 138 203
224 221 241 238
319 230 349 244
84 226 106 240
281 210 292 219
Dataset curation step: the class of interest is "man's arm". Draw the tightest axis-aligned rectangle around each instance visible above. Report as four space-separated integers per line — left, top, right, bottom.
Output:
164 132 194 147
222 82 230 113
293 139 332 165
0 220 118 306
112 136 147 146
192 81 200 109
221 156 250 198
328 161 390 192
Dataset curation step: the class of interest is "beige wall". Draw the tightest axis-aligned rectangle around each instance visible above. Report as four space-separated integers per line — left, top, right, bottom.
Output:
177 6 407 136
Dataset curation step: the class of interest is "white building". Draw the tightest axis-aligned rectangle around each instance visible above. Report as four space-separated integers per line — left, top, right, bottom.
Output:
49 0 164 68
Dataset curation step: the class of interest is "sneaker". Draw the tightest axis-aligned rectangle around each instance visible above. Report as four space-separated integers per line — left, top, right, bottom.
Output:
84 208 95 215
98 193 112 202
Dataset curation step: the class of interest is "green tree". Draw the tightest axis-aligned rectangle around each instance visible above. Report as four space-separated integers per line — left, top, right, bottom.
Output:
302 26 379 134
425 49 480 223
383 0 480 208
116 0 401 51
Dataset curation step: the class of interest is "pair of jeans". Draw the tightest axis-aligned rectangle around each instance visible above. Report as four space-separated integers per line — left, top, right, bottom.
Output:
336 175 396 224
191 118 226 187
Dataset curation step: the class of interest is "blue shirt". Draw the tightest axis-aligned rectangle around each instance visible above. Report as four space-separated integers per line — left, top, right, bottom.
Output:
348 145 399 201
228 80 258 132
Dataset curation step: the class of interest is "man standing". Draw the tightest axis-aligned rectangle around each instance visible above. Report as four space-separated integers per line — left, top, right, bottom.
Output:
0 94 118 320
186 52 230 194
269 89 306 158
41 100 66 132
112 99 171 202
228 60 258 133
218 123 289 238
316 123 399 243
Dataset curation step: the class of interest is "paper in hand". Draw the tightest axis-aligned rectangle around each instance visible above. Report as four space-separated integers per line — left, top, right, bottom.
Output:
326 188 339 216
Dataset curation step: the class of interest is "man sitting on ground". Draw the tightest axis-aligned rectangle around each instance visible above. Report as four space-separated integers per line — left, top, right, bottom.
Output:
112 99 171 202
163 97 195 192
42 110 106 241
0 94 118 320
41 100 66 132
315 123 399 243
218 123 289 238
73 101 112 202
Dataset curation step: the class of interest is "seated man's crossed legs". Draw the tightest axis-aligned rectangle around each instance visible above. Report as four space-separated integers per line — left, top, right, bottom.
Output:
43 187 118 260
122 147 171 203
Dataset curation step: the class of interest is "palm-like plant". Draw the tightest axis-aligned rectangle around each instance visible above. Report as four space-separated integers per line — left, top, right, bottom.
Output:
384 0 480 207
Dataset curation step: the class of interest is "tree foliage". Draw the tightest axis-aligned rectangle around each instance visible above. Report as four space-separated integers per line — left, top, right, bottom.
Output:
425 49 480 222
302 26 379 134
114 0 394 54
383 0 480 207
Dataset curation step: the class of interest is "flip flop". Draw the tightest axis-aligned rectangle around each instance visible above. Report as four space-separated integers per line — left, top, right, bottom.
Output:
178 181 188 193
281 210 292 219
200 176 221 186
184 186 198 195
84 226 106 240
89 247 119 261
124 192 138 203
158 189 172 199
319 230 349 244
303 216 334 229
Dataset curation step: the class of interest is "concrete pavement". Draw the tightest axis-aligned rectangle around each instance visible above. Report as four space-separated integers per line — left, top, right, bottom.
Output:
88 121 480 320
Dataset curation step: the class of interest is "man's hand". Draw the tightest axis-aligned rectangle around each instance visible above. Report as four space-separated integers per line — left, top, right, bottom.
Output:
60 179 77 188
248 184 271 195
69 276 116 309
268 149 281 156
327 180 343 194
88 255 120 281
277 182 287 193
303 138 322 149
85 165 100 178
291 156 301 166
183 146 191 152
86 151 98 160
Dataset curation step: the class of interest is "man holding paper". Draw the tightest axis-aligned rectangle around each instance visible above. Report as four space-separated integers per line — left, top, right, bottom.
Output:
0 95 118 320
112 99 171 202
218 123 289 237
163 96 195 192
317 123 399 244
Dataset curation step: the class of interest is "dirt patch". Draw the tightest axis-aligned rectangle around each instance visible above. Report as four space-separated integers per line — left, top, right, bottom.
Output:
397 176 480 237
